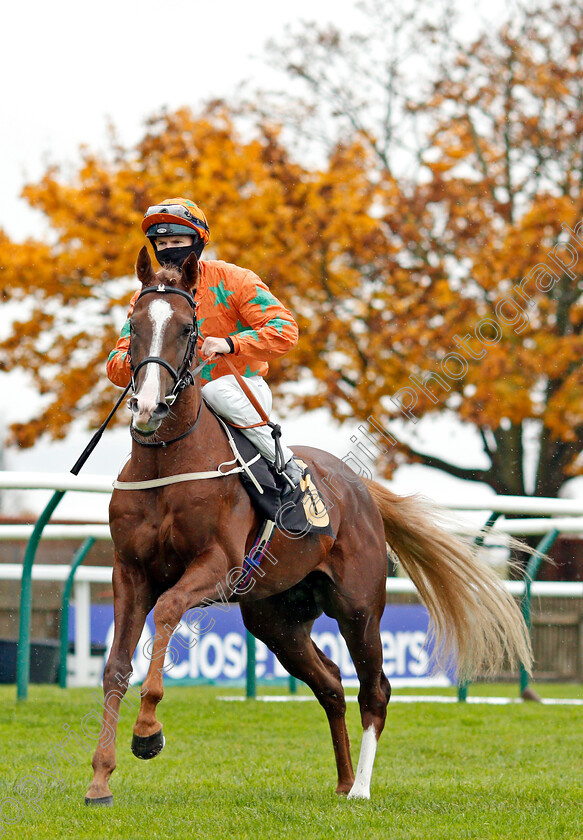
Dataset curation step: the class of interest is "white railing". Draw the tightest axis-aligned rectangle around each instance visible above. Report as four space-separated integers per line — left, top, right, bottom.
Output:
0 564 581 688
2 471 583 688
0 472 113 493
0 525 111 540
384 577 583 597
2 517 583 542
436 496 583 515
0 564 113 687
3 470 583 510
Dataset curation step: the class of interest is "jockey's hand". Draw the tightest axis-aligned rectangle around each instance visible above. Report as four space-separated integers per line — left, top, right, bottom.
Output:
201 336 231 357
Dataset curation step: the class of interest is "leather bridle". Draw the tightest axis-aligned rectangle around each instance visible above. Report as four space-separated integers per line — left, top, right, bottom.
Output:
129 284 201 406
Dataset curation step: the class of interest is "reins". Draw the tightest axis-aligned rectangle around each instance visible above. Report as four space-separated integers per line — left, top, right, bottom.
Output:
70 380 133 475
221 355 286 474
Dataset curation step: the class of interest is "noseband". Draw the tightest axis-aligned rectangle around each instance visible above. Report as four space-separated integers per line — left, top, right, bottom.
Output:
130 284 200 405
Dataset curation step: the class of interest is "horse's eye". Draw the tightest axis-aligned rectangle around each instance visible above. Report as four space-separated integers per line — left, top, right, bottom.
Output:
182 325 193 336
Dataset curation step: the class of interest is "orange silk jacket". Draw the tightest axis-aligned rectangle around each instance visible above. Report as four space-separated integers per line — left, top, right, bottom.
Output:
106 260 299 387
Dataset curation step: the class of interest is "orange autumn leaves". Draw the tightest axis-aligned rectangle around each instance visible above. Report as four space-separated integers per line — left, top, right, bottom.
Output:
0 107 383 447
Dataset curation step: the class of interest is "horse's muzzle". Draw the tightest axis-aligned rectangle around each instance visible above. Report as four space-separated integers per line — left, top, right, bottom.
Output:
128 397 170 434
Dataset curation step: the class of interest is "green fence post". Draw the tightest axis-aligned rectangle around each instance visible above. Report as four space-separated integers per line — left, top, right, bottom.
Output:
246 629 256 699
58 537 95 688
458 511 501 702
289 675 298 694
519 527 559 698
17 490 66 702
457 682 468 702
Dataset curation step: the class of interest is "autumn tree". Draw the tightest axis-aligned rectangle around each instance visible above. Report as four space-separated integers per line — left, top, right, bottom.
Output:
255 0 583 497
0 105 378 446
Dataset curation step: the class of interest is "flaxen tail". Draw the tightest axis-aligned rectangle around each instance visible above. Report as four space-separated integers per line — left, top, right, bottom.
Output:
366 480 532 681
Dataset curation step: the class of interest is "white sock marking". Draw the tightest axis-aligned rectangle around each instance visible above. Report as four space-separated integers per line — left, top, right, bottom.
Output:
347 724 378 800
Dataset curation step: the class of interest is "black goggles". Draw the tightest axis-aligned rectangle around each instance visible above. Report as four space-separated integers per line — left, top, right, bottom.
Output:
143 204 209 233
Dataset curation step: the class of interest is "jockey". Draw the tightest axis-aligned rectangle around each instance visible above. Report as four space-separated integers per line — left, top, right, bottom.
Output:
107 197 303 493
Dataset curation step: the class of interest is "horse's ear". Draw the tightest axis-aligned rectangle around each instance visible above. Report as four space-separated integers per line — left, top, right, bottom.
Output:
181 252 200 292
136 246 156 287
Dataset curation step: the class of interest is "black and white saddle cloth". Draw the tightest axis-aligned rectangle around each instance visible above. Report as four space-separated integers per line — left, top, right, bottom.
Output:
213 413 335 538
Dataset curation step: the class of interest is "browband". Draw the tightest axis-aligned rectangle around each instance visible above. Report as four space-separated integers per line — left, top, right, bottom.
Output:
137 284 197 311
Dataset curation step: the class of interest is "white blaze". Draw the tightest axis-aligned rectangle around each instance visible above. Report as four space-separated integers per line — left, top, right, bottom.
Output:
134 299 172 420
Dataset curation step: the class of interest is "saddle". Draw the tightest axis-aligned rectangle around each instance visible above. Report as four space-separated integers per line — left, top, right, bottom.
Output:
213 411 335 539
213 414 336 595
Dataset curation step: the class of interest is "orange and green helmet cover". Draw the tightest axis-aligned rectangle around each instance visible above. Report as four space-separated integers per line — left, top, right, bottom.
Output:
142 198 210 243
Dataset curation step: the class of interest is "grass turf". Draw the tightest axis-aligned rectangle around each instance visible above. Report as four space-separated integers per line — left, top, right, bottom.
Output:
0 683 581 839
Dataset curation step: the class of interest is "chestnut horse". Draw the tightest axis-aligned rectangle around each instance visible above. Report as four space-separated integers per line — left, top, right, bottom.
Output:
85 248 532 805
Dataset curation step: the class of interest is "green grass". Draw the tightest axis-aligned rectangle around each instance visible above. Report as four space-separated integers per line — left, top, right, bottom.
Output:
0 683 581 840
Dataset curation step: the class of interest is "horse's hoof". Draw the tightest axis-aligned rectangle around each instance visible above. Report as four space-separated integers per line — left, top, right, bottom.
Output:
347 785 371 800
131 728 165 760
335 784 352 796
84 795 113 806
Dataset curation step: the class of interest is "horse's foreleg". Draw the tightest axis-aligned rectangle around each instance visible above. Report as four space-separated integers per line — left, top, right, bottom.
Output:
85 560 154 805
132 551 227 758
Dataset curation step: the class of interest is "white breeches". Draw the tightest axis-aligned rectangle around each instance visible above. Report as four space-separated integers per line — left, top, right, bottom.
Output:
202 375 294 465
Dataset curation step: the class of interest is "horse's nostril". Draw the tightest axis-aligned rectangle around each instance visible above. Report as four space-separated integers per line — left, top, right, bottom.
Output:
153 402 170 420
127 397 139 413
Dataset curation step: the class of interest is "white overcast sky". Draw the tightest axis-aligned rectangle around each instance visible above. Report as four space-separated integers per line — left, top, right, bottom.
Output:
2 0 538 518
2 0 371 241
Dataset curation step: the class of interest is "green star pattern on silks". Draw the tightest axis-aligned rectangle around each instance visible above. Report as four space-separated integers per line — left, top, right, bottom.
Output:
231 319 259 342
239 329 260 342
249 285 280 313
244 365 261 377
201 362 218 382
209 278 234 309
266 317 294 335
120 319 131 338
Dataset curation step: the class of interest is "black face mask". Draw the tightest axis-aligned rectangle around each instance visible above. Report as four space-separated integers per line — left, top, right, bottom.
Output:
153 238 205 269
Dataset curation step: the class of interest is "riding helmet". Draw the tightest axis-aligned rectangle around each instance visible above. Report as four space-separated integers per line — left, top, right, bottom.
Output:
142 198 211 244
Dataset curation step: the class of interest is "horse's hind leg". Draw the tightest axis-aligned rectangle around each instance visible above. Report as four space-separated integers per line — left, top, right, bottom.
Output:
241 592 355 794
334 607 391 800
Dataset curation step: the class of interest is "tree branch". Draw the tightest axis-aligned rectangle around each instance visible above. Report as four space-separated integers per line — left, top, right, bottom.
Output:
398 440 492 483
